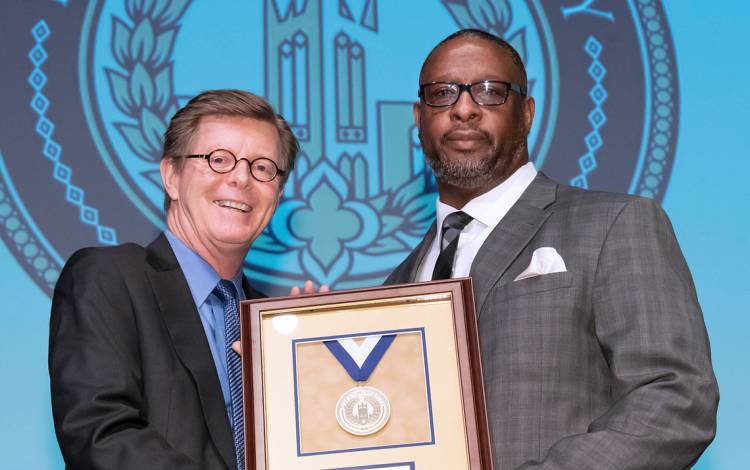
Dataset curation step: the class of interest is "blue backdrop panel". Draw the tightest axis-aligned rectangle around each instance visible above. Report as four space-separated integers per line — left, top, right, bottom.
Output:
0 0 745 467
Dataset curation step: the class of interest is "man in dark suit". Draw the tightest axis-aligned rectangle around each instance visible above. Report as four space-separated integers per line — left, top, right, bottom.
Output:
386 29 718 469
49 89 299 469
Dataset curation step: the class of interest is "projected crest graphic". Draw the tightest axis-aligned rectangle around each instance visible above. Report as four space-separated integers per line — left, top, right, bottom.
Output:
0 0 679 295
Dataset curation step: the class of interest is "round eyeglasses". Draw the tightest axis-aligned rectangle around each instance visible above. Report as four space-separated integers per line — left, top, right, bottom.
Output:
418 80 527 107
180 149 285 182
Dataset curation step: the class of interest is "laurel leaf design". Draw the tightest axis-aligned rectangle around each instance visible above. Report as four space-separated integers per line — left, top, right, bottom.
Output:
140 107 166 154
369 193 388 212
126 0 146 19
106 0 188 167
442 0 519 52
357 171 436 256
130 18 156 63
366 236 408 254
126 0 137 18
150 0 171 20
506 27 527 64
112 17 132 67
380 215 404 236
139 169 165 192
160 0 191 27
442 1 477 29
116 123 152 159
152 29 176 64
392 173 426 208
153 66 172 109
467 0 512 36
164 103 178 122
402 193 436 223
130 62 155 108
106 68 135 116
395 187 436 235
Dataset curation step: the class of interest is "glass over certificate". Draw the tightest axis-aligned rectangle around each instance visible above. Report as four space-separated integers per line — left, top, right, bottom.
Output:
240 279 492 470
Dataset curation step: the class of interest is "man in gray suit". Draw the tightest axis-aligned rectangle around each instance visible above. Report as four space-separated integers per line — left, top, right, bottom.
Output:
385 29 718 469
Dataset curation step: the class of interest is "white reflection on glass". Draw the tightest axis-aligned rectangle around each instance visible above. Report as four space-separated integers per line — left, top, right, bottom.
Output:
272 314 299 335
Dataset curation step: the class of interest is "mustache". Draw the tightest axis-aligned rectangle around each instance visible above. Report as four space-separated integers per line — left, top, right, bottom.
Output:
441 126 491 142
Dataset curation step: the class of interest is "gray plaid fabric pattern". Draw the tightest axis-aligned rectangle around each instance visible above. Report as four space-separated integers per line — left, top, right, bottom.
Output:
385 174 718 469
432 211 473 280
213 280 244 470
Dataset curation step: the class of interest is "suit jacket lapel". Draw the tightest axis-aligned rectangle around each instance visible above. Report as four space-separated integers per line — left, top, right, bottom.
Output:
145 234 237 470
470 173 558 316
388 221 437 284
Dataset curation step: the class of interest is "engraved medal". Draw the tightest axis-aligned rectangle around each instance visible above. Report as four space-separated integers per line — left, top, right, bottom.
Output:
335 385 390 435
324 334 396 436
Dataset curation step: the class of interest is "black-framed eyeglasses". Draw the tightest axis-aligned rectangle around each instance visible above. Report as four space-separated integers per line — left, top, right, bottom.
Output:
179 149 285 182
418 80 527 107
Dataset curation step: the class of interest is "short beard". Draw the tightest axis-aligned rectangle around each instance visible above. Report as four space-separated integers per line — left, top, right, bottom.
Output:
423 131 527 189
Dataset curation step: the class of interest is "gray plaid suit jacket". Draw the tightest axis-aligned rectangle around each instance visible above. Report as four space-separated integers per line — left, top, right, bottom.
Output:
385 173 718 469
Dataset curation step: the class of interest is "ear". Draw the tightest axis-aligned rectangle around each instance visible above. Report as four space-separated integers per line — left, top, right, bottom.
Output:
413 101 422 130
522 95 536 134
160 158 180 203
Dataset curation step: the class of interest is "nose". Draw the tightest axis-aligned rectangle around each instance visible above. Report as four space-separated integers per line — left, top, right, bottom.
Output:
227 158 253 187
450 88 481 122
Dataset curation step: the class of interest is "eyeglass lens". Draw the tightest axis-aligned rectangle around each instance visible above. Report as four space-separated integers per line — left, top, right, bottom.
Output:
207 149 279 182
422 81 510 106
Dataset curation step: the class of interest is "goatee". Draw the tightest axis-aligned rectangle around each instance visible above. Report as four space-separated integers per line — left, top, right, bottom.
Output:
422 130 527 189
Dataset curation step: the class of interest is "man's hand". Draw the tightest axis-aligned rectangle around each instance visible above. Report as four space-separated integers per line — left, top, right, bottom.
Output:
232 280 330 355
290 279 330 295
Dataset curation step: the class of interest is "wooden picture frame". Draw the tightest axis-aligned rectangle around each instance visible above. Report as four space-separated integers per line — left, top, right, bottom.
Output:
240 279 492 469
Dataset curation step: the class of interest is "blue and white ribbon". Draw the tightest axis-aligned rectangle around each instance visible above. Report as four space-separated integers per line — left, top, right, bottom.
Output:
324 334 396 382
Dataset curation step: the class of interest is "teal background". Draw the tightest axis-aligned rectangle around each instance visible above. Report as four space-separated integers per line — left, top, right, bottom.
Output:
661 1 750 467
0 1 747 468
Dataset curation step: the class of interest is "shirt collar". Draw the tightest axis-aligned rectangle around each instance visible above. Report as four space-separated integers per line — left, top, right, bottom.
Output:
435 162 538 230
165 230 244 307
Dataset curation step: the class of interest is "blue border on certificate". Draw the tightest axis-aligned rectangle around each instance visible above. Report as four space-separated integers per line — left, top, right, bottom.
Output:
323 461 416 470
292 327 435 457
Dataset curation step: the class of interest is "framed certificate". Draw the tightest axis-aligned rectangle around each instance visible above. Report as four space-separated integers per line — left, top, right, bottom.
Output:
240 279 492 469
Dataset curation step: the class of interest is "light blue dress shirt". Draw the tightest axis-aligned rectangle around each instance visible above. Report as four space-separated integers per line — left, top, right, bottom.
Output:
165 230 245 424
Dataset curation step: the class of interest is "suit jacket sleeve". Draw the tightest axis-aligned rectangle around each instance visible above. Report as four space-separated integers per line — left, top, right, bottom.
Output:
49 248 202 470
517 197 718 469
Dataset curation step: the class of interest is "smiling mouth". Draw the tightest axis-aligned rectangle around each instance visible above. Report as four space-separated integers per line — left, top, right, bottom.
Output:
214 200 251 212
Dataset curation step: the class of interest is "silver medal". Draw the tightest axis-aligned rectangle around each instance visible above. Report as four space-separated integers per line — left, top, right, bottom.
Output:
335 385 390 436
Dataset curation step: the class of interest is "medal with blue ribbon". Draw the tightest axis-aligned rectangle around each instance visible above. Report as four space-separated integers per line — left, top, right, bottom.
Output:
324 334 395 435
324 334 396 382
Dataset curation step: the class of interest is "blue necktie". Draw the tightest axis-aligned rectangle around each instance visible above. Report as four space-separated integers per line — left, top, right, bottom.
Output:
213 280 244 470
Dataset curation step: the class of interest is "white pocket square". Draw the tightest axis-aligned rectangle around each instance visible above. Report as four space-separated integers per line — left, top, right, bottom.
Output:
514 247 567 281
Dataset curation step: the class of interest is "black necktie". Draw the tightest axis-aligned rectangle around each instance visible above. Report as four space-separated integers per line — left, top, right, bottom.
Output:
432 211 473 280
